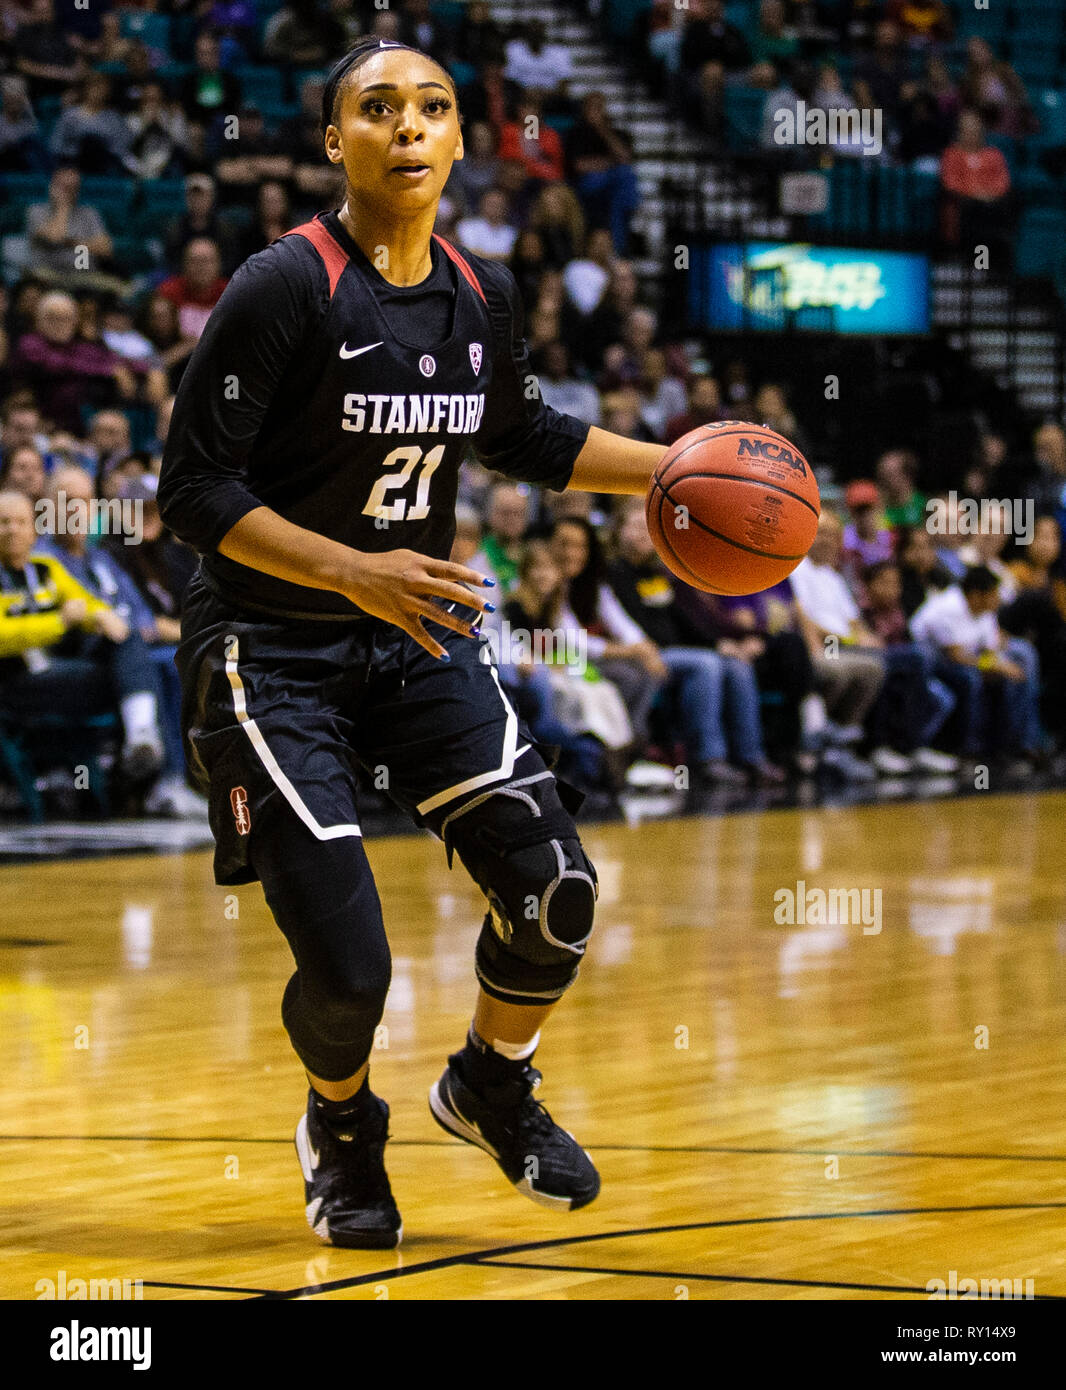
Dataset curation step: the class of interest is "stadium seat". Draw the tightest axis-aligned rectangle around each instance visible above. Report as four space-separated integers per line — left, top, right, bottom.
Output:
604 0 652 41
1014 207 1066 278
724 86 765 153
1033 88 1066 147
136 178 189 218
0 712 116 824
1 173 49 203
118 10 171 54
79 177 136 224
234 66 285 109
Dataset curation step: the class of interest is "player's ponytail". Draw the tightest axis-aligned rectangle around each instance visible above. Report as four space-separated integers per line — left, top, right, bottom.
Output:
321 36 457 133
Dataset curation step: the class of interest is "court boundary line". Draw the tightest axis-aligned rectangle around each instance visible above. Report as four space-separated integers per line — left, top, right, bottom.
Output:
474 1259 1066 1299
252 1202 1066 1301
5 1135 1066 1163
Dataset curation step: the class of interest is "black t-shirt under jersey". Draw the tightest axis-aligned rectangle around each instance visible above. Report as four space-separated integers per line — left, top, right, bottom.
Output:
158 209 590 619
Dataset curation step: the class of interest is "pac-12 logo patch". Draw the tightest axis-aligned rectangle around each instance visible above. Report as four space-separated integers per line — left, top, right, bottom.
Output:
230 786 251 835
469 342 483 375
419 354 437 378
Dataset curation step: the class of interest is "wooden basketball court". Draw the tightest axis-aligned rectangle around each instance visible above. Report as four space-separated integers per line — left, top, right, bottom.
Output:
2 791 1064 1300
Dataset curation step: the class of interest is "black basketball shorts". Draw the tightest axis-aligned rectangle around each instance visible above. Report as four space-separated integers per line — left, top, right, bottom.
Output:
175 570 575 886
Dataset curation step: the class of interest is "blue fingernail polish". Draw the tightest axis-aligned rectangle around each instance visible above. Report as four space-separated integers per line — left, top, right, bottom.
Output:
485 602 496 613
471 628 481 638
482 577 496 587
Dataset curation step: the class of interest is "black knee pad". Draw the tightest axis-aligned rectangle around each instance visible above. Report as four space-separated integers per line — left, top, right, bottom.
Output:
436 771 598 1004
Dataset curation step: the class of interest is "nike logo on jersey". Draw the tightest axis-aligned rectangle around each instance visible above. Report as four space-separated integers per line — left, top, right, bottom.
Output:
339 341 384 359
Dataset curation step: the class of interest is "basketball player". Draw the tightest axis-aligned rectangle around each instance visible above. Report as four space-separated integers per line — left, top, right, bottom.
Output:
159 37 664 1248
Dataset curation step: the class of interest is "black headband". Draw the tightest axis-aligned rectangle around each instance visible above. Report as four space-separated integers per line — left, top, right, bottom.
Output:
321 40 424 131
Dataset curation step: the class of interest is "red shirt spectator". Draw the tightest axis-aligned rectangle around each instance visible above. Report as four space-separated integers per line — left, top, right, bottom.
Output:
156 237 228 342
498 98 564 182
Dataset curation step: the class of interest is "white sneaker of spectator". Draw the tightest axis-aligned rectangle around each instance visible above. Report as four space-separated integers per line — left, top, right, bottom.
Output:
912 747 960 774
870 747 915 776
624 760 678 789
144 775 209 820
821 746 877 782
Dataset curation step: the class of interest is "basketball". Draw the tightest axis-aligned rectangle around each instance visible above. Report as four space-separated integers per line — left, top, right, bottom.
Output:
645 422 821 596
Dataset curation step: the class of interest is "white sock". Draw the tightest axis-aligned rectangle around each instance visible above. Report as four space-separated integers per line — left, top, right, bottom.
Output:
489 1031 541 1061
120 692 160 744
800 693 826 738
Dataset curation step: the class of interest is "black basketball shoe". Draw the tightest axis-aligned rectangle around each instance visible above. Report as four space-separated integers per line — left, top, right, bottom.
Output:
294 1089 402 1249
429 1052 600 1211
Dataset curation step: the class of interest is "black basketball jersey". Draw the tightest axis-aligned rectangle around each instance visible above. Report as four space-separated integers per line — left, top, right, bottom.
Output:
159 209 590 619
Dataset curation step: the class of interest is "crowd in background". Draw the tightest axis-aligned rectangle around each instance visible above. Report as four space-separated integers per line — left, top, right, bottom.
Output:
0 0 1065 819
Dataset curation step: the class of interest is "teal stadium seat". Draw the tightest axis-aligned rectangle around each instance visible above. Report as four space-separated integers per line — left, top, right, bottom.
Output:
1033 88 1066 149
136 178 189 218
605 0 652 41
118 10 171 54
724 86 766 152
234 66 285 109
1015 207 1066 278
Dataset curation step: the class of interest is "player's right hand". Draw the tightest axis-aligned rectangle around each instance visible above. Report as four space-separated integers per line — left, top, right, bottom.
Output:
339 549 495 660
60 598 88 629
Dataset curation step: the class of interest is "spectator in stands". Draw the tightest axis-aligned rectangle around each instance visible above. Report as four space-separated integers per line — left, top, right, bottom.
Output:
896 523 952 617
0 487 167 792
33 465 207 816
398 0 453 63
164 173 239 276
262 0 343 67
103 471 197 645
281 75 345 208
0 444 47 503
959 37 1036 140
138 294 195 393
85 408 133 495
201 1 259 63
664 373 723 443
939 108 1012 258
600 385 659 445
611 500 786 784
957 500 1019 603
155 237 228 342
562 226 615 317
789 511 887 780
576 259 643 369
809 63 870 159
498 92 565 184
1003 514 1066 748
508 228 547 303
842 479 894 592
753 381 809 455
535 341 601 428
550 515 667 760
599 306 659 389
123 80 189 181
886 0 953 48
638 349 688 441
1026 423 1066 519
854 20 908 138
455 188 518 263
469 481 530 601
24 166 114 285
446 119 500 217
458 0 506 69
499 538 616 794
0 400 50 472
99 300 167 410
910 564 1041 767
49 72 129 175
111 39 159 116
13 0 86 102
457 57 521 135
679 0 751 141
566 91 640 256
211 103 293 205
235 180 292 265
898 86 952 168
877 448 926 527
749 0 798 85
95 10 133 71
528 182 586 269
504 18 573 114
0 74 48 173
179 30 242 136
11 290 135 435
859 560 959 771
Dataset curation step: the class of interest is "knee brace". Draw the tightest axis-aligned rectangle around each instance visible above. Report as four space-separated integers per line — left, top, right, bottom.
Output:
435 771 599 1004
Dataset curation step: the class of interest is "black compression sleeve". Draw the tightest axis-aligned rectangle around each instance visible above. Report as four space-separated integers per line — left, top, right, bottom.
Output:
157 238 324 554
